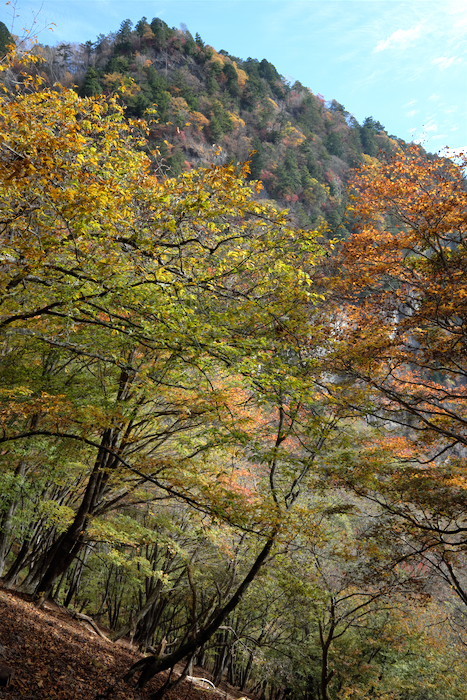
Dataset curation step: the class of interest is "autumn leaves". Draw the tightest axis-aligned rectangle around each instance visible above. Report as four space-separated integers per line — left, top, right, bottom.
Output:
1 47 466 698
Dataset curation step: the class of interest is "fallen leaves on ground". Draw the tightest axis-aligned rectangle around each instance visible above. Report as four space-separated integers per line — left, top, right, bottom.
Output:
0 586 242 700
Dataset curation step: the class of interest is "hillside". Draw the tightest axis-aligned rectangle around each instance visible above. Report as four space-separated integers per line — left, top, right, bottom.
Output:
32 17 406 234
0 586 248 700
0 19 465 700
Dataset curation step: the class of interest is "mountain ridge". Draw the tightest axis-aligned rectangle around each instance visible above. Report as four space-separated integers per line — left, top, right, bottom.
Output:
29 16 415 235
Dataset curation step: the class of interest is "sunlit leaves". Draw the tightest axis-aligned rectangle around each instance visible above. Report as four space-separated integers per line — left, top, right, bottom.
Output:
330 146 467 451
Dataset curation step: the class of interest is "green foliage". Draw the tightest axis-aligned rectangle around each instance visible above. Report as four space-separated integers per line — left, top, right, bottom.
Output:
0 21 13 57
150 17 175 50
208 100 233 140
0 35 461 700
276 149 302 195
326 130 344 158
115 18 134 54
80 67 103 96
135 16 150 37
360 116 386 156
222 62 240 98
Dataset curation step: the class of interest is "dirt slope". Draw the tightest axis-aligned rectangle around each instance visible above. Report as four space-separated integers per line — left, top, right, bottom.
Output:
0 587 247 700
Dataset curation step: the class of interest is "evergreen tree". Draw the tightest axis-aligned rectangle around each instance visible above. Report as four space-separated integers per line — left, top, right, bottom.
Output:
115 18 134 54
276 149 302 195
249 142 264 179
326 131 344 158
80 67 102 97
135 16 149 36
0 21 13 57
223 62 240 98
360 116 385 156
150 17 174 50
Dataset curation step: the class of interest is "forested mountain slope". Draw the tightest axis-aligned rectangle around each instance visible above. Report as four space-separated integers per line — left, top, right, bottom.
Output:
34 17 406 234
0 19 465 700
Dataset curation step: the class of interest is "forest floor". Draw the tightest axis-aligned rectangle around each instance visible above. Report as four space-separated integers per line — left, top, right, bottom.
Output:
0 586 251 700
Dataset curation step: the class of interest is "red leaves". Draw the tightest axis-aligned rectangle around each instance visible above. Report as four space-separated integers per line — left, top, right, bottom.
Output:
330 146 467 449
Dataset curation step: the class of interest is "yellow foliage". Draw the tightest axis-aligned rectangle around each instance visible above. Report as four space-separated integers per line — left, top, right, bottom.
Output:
207 49 227 68
283 124 306 146
189 110 210 130
102 72 141 96
170 95 190 111
234 64 249 88
227 111 246 130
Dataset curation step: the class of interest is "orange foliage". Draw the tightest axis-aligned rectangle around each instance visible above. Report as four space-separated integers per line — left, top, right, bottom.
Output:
331 146 467 451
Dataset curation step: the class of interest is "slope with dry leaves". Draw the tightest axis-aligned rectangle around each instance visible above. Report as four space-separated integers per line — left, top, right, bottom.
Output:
0 587 249 700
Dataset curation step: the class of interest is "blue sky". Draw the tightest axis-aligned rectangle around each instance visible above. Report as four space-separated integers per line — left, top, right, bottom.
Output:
3 1 466 154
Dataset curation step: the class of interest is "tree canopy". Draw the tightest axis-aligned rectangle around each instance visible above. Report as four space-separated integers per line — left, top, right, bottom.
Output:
0 45 465 700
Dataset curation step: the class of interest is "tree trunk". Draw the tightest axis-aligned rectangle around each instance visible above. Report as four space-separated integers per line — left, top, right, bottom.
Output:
212 635 230 687
113 574 165 643
63 543 92 608
25 427 117 598
318 602 335 700
124 532 277 693
23 365 135 598
0 460 27 577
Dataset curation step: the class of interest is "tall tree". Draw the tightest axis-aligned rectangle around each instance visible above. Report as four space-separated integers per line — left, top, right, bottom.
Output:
0 49 330 609
331 146 467 454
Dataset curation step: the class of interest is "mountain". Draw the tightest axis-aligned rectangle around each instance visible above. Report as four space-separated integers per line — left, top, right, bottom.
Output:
33 16 406 236
1 17 465 700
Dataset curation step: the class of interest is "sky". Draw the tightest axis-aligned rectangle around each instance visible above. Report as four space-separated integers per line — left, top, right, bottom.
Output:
3 0 466 155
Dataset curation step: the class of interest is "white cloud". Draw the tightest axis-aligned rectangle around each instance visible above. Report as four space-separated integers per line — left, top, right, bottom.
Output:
406 109 419 118
411 120 440 146
432 56 463 69
424 120 439 133
374 25 424 53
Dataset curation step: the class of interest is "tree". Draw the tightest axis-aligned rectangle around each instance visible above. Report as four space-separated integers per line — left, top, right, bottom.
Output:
323 147 467 625
80 67 102 96
331 146 467 454
360 117 385 156
135 16 149 36
150 18 174 51
222 62 240 98
0 21 13 57
329 433 467 613
5 45 465 700
0 49 332 610
115 18 134 54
